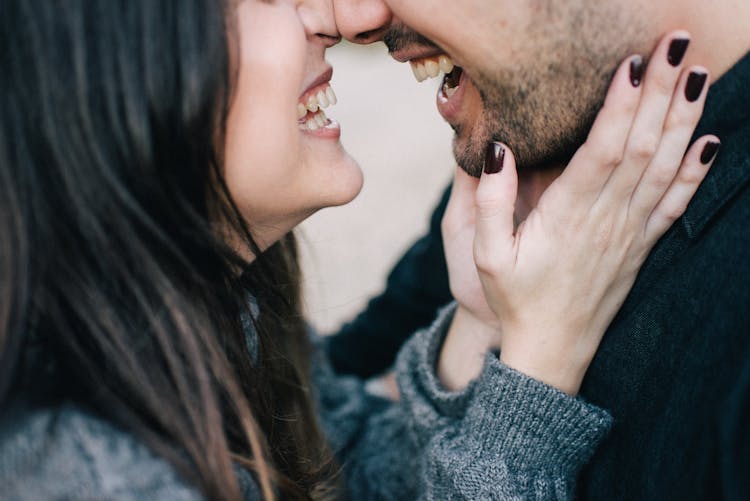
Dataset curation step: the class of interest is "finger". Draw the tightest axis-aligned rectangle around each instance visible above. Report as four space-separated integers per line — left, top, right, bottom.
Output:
644 135 720 241
605 31 692 196
443 165 480 233
557 54 644 201
630 66 709 218
449 165 480 212
473 143 518 274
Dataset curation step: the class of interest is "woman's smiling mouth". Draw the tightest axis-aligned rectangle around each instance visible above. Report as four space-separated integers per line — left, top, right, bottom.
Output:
297 69 340 138
297 81 338 132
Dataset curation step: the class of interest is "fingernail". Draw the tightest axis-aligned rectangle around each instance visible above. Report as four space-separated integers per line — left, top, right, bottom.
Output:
629 56 644 87
484 142 505 174
685 71 707 102
667 38 690 66
700 141 720 164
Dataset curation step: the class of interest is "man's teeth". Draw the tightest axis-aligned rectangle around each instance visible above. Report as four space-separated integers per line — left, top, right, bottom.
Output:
439 55 455 74
411 63 427 82
297 84 338 120
410 55 455 83
424 59 439 78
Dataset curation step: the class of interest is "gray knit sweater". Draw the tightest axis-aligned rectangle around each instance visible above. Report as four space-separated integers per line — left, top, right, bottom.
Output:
0 304 612 499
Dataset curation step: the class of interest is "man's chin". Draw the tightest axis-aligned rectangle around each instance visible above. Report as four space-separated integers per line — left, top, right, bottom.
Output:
452 132 488 178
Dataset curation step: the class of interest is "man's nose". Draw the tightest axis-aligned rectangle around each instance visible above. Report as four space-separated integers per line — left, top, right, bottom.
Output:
299 0 343 48
333 0 392 44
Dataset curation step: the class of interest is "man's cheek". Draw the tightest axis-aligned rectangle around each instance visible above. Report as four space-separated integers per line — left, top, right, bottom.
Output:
384 0 449 39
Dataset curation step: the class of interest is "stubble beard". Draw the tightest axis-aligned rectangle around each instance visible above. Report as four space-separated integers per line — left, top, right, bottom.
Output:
454 5 650 177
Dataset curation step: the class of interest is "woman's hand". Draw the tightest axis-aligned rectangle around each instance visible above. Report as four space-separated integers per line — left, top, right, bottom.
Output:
441 32 720 394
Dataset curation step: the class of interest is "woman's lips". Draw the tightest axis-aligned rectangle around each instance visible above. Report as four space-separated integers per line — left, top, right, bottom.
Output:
299 113 341 140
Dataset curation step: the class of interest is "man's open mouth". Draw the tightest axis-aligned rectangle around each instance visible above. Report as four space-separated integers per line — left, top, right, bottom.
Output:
410 54 464 95
409 54 466 122
410 54 453 81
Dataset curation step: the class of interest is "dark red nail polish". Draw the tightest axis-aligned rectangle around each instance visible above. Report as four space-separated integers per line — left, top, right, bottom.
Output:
700 141 720 164
667 38 690 66
484 142 505 174
685 71 707 102
630 56 644 87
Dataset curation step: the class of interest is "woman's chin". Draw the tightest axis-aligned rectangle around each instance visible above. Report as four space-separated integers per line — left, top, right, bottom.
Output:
317 151 364 208
310 142 364 208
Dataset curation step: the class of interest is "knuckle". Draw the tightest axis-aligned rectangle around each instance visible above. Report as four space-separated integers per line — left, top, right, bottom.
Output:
475 193 507 219
583 139 624 167
678 166 703 185
660 201 688 222
604 92 639 118
440 211 456 235
664 107 697 131
475 185 503 206
650 165 677 189
441 210 458 231
440 217 452 236
473 247 499 276
651 70 679 95
628 132 661 161
592 222 615 252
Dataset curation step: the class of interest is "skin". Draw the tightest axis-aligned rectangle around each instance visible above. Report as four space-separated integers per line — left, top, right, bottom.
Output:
397 2 651 176
332 0 749 393
335 1 650 176
334 0 750 179
224 0 363 253
439 41 719 393
225 0 729 397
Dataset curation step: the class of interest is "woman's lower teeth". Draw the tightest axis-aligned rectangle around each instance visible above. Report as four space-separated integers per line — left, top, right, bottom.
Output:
300 110 329 131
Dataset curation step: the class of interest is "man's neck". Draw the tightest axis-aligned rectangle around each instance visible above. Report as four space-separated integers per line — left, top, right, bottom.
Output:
515 167 565 225
514 2 750 224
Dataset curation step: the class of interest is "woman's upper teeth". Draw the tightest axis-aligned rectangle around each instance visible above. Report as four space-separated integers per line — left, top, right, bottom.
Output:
297 84 337 120
410 55 455 83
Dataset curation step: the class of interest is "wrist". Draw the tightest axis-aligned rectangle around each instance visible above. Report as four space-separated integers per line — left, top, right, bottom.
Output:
499 346 589 396
437 306 501 391
453 303 504 347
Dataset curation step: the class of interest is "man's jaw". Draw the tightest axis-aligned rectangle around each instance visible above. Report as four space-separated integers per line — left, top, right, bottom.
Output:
383 23 472 123
384 25 483 176
395 50 482 174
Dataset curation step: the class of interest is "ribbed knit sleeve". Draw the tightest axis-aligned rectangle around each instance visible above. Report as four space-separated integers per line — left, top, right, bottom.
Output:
315 303 613 500
0 302 611 501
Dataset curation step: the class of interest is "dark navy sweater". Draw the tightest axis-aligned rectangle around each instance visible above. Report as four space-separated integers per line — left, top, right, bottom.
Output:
328 51 750 500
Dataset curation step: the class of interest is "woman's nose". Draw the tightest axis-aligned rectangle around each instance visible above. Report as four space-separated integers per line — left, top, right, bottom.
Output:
299 0 343 47
332 0 393 44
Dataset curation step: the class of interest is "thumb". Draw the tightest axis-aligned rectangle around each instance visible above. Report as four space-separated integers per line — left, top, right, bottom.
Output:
444 165 480 229
474 142 518 270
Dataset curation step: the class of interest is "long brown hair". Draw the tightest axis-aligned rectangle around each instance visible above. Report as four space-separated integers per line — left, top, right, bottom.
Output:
0 0 336 499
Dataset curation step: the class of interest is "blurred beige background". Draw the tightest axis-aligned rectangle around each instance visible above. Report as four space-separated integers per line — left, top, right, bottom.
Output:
298 42 455 333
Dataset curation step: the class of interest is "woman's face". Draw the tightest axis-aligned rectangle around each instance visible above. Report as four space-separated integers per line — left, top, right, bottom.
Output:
223 0 362 251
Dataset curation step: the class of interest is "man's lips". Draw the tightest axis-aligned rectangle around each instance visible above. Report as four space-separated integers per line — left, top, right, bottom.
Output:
436 66 467 124
391 47 467 129
390 46 444 64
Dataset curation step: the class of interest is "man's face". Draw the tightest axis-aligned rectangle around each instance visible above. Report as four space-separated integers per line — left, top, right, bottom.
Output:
335 0 654 176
